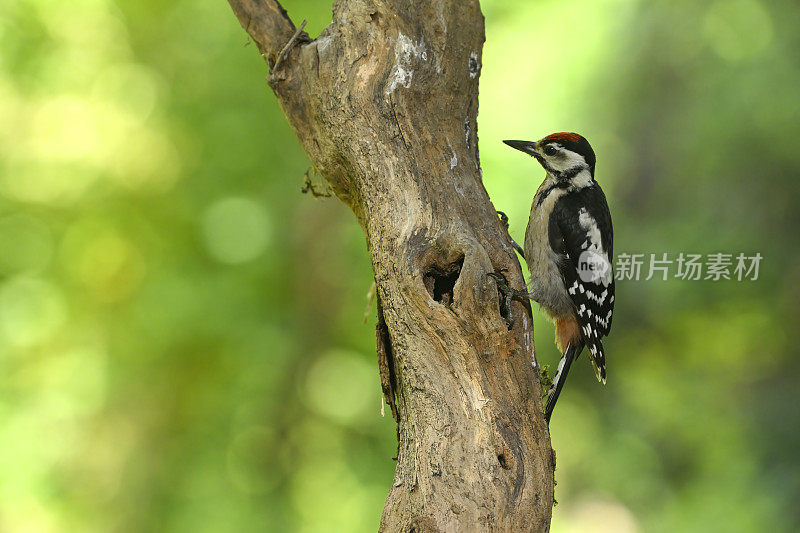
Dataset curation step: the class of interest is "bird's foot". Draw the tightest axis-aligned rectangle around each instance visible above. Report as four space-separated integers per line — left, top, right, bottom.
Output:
488 271 530 330
497 210 510 230
496 211 525 258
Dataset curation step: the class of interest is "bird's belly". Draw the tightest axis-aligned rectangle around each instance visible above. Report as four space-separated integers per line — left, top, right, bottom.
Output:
526 245 573 320
525 195 574 320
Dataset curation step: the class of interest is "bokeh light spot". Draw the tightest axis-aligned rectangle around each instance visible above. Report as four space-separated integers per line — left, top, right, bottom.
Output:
557 495 639 533
61 221 146 302
226 425 276 494
91 63 163 119
0 214 54 274
704 0 773 62
305 349 375 425
41 346 108 417
0 277 66 349
201 197 271 264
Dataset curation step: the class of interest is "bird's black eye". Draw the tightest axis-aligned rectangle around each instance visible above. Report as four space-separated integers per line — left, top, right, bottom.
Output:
544 145 558 156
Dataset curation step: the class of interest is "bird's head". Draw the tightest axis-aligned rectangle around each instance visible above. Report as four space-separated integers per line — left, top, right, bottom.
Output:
503 132 596 180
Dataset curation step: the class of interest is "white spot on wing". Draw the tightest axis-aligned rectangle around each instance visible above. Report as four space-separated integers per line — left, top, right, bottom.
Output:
578 208 612 286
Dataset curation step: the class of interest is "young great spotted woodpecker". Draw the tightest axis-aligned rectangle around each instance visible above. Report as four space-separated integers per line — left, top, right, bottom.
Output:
491 132 614 423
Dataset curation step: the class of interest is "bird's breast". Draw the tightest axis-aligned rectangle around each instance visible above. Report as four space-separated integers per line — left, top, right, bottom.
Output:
524 186 573 319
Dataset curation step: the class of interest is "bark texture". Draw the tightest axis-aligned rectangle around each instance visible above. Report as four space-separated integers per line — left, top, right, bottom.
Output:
226 1 555 530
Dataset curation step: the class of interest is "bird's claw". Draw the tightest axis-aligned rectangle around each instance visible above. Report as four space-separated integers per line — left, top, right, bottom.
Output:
496 211 525 258
488 271 530 330
487 271 508 288
497 210 510 230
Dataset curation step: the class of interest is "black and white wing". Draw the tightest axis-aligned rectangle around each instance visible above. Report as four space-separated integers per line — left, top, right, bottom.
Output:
549 184 614 382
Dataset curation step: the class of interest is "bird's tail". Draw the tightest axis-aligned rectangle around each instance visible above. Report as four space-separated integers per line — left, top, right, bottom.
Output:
544 340 584 423
586 337 607 385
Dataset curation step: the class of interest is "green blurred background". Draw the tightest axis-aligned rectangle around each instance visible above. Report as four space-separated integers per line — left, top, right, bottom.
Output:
1 0 798 531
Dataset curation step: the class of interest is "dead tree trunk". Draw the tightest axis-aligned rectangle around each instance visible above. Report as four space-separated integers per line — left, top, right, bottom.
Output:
226 0 555 530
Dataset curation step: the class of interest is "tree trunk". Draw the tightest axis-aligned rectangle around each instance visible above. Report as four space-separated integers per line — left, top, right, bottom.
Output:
226 0 555 530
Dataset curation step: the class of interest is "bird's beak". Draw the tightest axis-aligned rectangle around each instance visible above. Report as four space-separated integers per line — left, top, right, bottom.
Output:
503 140 540 157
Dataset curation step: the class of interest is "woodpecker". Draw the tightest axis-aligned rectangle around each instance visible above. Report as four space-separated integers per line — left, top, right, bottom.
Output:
493 132 614 423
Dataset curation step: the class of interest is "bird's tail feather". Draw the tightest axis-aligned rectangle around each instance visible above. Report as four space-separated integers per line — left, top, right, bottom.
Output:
545 340 584 423
586 338 607 384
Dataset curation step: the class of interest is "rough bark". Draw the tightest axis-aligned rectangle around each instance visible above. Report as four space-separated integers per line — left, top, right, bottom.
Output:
226 0 555 530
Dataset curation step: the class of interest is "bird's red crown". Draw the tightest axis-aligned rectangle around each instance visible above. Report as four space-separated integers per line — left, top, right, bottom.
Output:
543 132 584 144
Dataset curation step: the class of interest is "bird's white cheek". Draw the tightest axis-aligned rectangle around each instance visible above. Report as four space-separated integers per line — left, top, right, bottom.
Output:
563 153 585 169
545 158 568 173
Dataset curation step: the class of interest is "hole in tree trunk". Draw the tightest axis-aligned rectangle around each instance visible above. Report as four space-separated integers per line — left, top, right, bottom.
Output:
423 255 464 307
498 453 510 469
